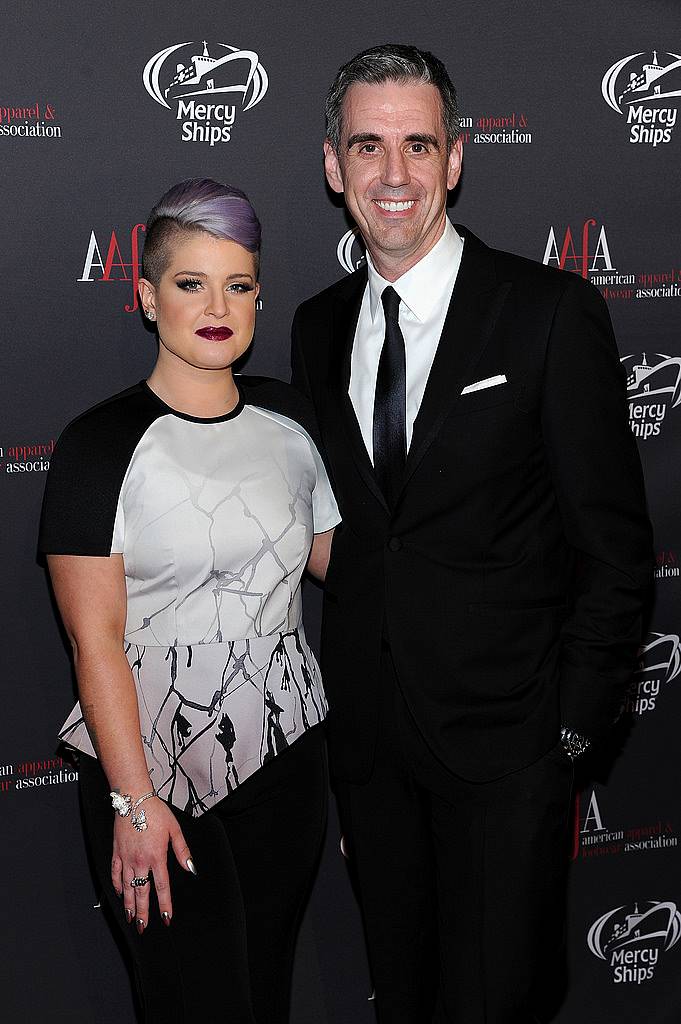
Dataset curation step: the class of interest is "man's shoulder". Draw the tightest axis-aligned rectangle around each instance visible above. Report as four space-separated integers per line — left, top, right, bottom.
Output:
238 373 302 410
462 226 601 306
496 247 590 295
294 267 366 323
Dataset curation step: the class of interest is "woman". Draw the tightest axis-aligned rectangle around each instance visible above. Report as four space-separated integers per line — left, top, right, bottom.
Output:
39 179 339 1023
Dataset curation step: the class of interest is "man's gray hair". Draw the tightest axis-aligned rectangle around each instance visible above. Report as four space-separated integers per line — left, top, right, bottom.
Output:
325 43 461 152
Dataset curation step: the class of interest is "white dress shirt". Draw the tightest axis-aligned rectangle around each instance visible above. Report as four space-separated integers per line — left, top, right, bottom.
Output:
349 219 465 460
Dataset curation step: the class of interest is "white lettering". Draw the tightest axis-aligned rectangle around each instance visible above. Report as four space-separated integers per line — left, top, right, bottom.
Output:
542 226 560 267
581 790 606 833
77 230 105 282
176 99 236 125
589 225 615 272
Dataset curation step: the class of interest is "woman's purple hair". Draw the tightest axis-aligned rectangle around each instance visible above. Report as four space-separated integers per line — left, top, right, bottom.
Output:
142 178 261 284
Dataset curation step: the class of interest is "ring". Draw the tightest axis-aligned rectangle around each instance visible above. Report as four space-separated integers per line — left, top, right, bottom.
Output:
131 875 150 888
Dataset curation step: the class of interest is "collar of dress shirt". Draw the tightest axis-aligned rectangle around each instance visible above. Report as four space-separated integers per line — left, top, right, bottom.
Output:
366 219 464 324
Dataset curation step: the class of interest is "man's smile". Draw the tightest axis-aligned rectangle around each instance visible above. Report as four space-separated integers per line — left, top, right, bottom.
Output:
373 199 417 212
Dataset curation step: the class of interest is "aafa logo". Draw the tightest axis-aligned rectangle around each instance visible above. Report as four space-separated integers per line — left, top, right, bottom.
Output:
541 220 681 303
78 225 146 313
625 631 681 715
143 40 268 145
574 785 679 861
621 352 681 439
588 901 681 984
542 220 615 279
602 49 681 145
337 228 367 275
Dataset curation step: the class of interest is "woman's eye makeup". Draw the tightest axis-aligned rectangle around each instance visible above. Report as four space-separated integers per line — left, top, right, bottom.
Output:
175 278 254 293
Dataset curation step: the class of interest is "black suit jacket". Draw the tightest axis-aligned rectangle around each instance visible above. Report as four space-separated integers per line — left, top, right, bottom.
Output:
291 226 653 783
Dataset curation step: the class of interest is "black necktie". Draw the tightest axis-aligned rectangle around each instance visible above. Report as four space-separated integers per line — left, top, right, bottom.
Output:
373 286 406 507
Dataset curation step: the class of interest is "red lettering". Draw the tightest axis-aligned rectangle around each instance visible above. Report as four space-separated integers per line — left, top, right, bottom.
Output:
125 223 146 313
103 231 131 281
558 226 579 274
581 219 596 280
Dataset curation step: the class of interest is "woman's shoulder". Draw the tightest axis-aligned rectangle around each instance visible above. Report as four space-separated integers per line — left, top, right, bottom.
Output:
237 374 319 442
52 382 177 477
56 381 156 448
39 382 160 557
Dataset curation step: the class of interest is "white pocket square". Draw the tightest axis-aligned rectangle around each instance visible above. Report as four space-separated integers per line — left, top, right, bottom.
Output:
461 374 507 395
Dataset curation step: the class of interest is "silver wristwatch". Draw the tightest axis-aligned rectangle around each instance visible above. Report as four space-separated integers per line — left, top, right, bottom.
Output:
560 726 592 761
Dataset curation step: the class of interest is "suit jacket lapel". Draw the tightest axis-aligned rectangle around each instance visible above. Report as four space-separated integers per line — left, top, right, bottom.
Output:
399 227 511 496
328 269 390 512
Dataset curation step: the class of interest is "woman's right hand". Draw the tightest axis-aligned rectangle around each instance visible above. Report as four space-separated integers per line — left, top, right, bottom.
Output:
111 797 195 933
46 556 196 932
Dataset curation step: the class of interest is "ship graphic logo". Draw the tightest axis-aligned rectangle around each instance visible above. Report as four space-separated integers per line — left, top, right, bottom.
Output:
588 901 681 960
636 632 681 684
602 50 681 114
143 40 268 112
621 352 681 407
337 228 367 275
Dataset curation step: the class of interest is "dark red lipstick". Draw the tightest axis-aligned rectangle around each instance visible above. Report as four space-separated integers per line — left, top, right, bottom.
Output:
195 326 234 341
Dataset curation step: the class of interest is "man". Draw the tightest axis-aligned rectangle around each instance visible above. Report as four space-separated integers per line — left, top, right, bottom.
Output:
291 44 652 1023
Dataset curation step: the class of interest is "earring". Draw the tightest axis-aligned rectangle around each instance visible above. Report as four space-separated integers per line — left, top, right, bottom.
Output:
145 310 156 321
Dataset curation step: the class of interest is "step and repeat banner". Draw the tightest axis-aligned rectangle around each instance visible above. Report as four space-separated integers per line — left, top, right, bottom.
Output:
2 1 680 1020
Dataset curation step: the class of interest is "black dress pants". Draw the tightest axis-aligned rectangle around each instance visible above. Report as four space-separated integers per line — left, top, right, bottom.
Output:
79 724 327 1024
334 651 574 1024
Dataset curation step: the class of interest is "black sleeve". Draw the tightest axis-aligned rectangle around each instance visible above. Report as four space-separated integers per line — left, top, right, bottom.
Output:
540 276 654 737
38 386 160 557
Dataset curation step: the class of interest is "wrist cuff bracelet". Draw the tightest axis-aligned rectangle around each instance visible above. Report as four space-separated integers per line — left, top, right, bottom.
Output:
110 789 156 832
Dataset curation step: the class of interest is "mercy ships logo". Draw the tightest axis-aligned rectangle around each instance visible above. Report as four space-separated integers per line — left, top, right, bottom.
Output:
625 631 681 715
143 40 268 145
337 228 367 274
602 49 681 145
621 352 681 439
588 901 681 984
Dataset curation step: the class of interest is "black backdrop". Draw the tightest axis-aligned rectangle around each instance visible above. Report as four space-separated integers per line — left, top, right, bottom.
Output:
3 1 681 1020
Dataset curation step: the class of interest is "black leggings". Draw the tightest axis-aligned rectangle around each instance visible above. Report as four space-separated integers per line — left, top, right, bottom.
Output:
79 725 328 1024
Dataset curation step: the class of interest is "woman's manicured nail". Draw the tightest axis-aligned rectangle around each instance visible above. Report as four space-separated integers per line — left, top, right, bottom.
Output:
186 858 197 876
125 908 134 924
162 911 171 926
136 918 146 934
114 889 123 898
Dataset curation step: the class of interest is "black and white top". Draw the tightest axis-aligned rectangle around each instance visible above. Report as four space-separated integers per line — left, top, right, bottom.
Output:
39 377 340 817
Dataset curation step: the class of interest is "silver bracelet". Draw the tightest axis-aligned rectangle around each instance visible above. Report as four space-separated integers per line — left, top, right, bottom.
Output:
560 726 592 761
110 789 157 832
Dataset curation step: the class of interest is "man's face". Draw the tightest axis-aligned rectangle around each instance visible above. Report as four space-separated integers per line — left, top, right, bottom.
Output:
325 80 462 276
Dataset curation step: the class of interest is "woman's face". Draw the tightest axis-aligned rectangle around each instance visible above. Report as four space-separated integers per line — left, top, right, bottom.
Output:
139 230 259 372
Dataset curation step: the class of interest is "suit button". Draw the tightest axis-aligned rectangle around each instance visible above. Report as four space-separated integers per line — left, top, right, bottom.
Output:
387 536 402 552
